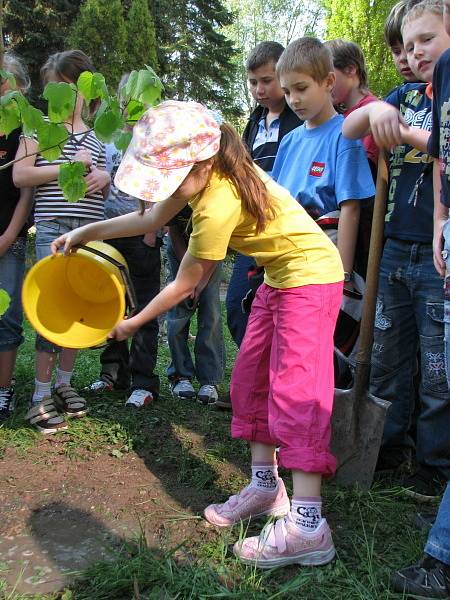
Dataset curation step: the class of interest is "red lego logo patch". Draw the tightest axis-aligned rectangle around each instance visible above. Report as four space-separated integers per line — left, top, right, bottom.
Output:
310 162 325 177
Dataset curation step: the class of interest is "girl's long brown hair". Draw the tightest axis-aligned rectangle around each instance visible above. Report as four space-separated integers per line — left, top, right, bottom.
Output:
213 123 276 233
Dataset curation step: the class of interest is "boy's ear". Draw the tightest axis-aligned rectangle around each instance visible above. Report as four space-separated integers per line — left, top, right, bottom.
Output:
325 71 336 91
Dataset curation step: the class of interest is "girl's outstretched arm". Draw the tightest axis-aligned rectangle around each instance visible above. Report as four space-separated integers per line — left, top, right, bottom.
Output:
51 195 189 255
110 251 218 341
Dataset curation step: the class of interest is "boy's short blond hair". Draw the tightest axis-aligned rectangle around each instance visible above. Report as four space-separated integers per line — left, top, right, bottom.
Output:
402 0 443 33
276 37 333 83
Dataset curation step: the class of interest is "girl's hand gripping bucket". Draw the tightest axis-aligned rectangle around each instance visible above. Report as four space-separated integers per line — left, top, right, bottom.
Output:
22 241 136 349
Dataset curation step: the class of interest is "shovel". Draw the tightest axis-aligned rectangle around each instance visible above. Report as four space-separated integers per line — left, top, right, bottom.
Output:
331 154 391 489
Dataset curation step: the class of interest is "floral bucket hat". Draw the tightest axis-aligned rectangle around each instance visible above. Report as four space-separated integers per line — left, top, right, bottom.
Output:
114 100 222 203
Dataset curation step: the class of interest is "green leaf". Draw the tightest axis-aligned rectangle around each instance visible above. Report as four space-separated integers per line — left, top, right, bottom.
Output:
0 89 27 111
21 104 46 137
0 101 21 136
125 99 146 123
58 162 87 203
111 449 123 459
77 71 109 103
122 67 163 106
37 122 68 162
113 130 133 151
94 107 125 143
0 289 11 318
43 82 76 123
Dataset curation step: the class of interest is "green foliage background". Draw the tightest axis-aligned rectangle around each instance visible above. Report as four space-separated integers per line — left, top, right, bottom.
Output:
322 0 402 98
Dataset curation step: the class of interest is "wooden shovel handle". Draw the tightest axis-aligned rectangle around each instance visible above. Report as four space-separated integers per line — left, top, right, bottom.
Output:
354 153 388 392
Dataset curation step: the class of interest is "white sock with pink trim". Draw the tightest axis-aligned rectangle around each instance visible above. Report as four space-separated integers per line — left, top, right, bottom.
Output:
250 463 279 492
291 496 322 532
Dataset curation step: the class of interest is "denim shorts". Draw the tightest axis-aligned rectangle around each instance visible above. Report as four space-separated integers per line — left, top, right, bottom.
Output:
0 237 27 352
34 218 98 353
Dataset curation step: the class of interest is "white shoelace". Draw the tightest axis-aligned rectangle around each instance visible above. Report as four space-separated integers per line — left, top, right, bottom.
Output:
0 389 11 410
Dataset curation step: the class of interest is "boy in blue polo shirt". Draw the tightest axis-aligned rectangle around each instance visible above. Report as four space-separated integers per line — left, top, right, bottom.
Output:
343 0 450 502
272 37 374 286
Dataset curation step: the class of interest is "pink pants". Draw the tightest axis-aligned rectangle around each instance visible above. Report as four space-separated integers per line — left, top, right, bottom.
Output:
230 281 343 476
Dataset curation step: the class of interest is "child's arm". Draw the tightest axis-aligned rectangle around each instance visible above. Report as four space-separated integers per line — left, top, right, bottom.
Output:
0 187 33 256
337 200 360 284
110 251 218 341
342 101 406 150
433 158 449 277
13 138 92 187
51 194 189 255
399 126 430 154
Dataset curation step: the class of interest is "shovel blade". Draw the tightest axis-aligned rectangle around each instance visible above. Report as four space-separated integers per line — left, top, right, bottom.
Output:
331 388 390 489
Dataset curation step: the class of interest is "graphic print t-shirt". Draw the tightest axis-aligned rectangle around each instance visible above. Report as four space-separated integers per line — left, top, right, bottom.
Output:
385 83 433 242
428 48 450 209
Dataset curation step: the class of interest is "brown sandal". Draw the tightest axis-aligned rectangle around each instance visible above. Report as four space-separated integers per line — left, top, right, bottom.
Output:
53 384 88 418
25 398 68 434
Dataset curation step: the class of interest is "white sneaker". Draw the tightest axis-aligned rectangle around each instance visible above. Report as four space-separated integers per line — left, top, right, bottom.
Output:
125 389 154 408
84 379 113 392
197 384 218 405
171 379 196 399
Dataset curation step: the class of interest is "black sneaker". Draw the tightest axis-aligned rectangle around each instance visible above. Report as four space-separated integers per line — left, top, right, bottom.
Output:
401 467 447 501
414 508 438 531
375 446 413 475
391 554 450 599
215 391 232 410
0 386 15 421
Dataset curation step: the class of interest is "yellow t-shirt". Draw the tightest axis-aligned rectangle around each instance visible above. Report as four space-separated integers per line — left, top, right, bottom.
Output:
188 171 344 289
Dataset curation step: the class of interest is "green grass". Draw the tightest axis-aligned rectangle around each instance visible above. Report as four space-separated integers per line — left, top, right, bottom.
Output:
0 247 434 598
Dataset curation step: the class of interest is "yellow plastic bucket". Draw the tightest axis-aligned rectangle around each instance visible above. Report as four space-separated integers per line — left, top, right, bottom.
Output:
22 241 131 349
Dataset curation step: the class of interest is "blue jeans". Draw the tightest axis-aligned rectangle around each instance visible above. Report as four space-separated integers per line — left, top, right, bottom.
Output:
166 239 225 385
370 239 450 477
0 238 26 352
442 219 450 388
98 236 161 394
225 253 256 347
425 481 450 565
34 218 98 353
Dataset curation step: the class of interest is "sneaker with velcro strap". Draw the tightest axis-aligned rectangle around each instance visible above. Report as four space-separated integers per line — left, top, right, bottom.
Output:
391 554 450 599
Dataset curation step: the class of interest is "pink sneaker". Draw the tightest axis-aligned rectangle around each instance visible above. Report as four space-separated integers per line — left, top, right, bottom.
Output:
233 513 335 569
203 480 290 527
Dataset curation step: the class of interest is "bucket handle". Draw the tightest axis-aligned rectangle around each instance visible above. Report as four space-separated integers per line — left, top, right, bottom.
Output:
73 244 138 350
74 244 137 316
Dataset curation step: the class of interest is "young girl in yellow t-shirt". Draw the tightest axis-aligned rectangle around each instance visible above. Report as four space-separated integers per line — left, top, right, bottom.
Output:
51 100 344 569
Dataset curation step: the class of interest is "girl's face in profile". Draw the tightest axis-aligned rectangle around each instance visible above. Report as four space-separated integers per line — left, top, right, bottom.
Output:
171 159 214 202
